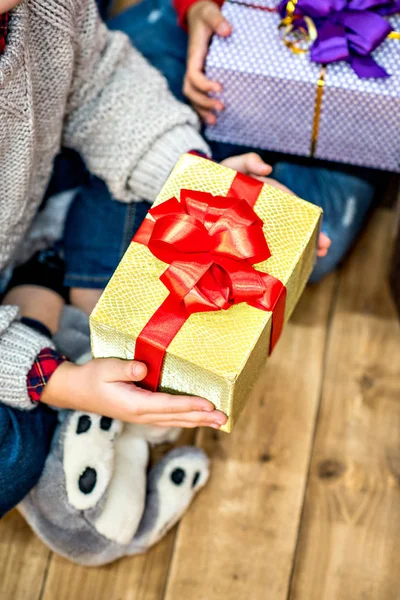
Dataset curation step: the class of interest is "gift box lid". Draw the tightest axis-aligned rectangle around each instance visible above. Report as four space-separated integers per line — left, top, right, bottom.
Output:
207 1 321 84
207 1 400 95
91 155 322 380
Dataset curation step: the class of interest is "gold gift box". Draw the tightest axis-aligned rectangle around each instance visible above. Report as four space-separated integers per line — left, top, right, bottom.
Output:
90 154 322 432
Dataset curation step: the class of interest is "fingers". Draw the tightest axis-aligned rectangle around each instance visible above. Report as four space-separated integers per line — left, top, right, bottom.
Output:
221 153 273 178
132 410 228 429
201 2 232 36
131 389 216 415
185 68 221 96
244 153 273 177
152 420 223 429
186 15 215 94
317 232 331 257
198 108 217 125
184 84 222 125
262 177 294 194
99 358 148 383
185 56 223 122
185 3 228 122
185 84 223 112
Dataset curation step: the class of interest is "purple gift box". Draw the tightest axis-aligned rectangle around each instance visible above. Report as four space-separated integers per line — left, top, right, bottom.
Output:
205 1 400 172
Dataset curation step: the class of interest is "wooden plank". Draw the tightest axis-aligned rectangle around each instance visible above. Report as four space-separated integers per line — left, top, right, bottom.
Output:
163 275 336 600
0 510 50 600
389 183 400 319
290 209 400 600
40 535 174 600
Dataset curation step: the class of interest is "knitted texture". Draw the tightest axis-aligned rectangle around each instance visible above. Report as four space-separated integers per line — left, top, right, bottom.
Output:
0 0 208 398
0 307 55 410
0 0 209 275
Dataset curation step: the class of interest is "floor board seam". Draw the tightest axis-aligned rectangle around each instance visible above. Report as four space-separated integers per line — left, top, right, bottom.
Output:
37 551 53 600
286 273 341 600
161 429 201 600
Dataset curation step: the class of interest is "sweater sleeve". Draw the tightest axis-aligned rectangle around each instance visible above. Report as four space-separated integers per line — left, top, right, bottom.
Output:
174 0 225 28
0 306 55 411
63 0 210 204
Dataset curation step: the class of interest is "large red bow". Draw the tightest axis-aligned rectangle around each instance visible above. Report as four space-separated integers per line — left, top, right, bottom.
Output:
133 173 286 391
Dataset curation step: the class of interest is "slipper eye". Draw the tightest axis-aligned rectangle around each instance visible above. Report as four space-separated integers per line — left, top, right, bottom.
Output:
170 468 186 485
76 415 91 434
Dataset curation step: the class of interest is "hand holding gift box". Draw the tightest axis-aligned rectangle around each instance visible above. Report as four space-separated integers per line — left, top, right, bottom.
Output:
90 154 321 432
205 0 400 172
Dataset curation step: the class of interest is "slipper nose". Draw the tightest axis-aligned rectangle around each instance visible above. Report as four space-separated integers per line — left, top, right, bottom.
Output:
79 467 97 495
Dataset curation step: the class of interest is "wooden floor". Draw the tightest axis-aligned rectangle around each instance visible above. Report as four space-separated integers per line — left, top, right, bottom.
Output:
2 0 400 596
1 206 400 600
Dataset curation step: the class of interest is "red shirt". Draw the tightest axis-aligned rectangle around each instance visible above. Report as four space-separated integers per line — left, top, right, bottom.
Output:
0 12 8 54
174 0 223 28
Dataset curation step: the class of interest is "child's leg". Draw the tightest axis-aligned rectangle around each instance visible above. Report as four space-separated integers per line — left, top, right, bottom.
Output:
4 285 64 336
63 176 149 314
61 4 186 314
0 282 63 516
108 0 189 103
0 403 57 517
272 162 379 282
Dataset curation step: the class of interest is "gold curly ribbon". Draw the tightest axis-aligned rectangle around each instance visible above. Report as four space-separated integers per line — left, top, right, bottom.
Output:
279 0 318 54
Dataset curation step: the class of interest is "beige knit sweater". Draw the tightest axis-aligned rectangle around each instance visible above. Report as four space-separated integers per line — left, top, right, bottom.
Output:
0 0 209 409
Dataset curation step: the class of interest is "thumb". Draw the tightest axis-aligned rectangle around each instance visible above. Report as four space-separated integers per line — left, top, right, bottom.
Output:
100 358 148 383
245 153 273 177
221 153 273 176
203 4 232 36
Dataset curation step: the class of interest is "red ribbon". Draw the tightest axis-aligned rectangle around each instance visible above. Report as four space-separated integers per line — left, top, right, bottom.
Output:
133 172 286 391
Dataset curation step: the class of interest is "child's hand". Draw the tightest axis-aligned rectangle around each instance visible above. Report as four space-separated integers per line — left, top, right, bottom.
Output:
41 359 227 429
317 232 331 257
221 153 331 258
185 1 232 124
221 153 290 190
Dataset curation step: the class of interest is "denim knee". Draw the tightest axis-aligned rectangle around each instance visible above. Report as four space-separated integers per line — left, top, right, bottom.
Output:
0 405 57 517
272 162 377 281
63 177 150 289
108 0 188 102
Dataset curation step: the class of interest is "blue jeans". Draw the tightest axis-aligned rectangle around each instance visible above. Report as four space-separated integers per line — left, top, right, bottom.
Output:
0 404 57 517
64 177 149 288
58 0 380 287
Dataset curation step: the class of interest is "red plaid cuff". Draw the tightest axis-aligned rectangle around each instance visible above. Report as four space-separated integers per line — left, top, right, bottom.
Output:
0 13 8 55
27 348 67 403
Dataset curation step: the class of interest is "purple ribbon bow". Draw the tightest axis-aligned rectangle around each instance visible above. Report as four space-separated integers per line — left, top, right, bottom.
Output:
278 0 400 77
